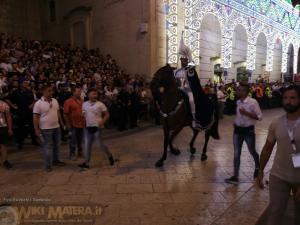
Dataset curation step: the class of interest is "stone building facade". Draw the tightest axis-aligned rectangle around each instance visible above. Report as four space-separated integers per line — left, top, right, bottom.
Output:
0 0 42 40
166 0 300 83
40 0 155 79
1 0 300 82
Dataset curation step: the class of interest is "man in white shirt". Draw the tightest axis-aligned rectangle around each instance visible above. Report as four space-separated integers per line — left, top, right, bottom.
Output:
257 85 300 225
225 83 262 184
33 85 65 172
78 88 114 169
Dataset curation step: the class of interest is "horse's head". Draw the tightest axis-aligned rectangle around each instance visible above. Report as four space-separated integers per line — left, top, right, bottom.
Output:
150 64 175 97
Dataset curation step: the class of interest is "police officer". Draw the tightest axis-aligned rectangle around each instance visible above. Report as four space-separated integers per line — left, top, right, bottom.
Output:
265 85 272 109
226 84 236 115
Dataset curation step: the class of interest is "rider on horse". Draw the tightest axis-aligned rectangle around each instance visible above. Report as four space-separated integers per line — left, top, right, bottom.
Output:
174 38 215 130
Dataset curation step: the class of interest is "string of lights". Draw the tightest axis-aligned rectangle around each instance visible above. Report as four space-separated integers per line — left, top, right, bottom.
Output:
166 0 300 74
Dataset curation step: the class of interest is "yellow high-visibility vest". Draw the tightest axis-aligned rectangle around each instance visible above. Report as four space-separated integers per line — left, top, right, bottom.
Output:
265 87 272 98
226 87 235 101
249 89 254 97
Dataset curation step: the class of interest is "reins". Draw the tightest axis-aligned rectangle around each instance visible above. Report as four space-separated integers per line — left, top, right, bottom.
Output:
159 98 184 118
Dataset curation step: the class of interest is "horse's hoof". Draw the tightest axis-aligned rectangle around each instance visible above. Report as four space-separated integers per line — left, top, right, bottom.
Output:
171 149 181 156
201 154 208 161
190 147 196 155
155 160 164 167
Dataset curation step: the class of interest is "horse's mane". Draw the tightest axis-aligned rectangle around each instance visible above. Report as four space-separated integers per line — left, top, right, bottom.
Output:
150 64 175 97
156 64 173 75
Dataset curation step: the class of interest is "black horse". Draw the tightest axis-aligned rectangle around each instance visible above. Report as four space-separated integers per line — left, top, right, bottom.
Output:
150 64 220 167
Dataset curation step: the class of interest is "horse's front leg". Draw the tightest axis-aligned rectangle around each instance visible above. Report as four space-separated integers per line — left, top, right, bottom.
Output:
201 131 210 161
169 128 182 155
155 128 169 167
189 128 199 155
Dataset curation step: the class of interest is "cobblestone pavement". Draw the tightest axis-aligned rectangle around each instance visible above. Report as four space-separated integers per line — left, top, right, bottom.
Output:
0 108 287 225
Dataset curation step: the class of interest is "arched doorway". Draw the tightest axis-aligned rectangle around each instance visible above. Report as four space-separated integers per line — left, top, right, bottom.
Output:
254 33 267 82
230 24 248 83
271 38 282 82
199 13 222 84
72 21 86 48
285 44 294 82
65 6 91 49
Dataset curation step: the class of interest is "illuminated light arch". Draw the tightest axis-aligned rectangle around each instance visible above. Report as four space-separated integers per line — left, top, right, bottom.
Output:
255 32 268 74
253 22 274 72
272 32 284 47
286 41 295 52
166 0 300 74
226 13 253 70
184 0 226 66
264 31 283 72
262 26 276 72
272 36 283 81
290 37 300 74
285 42 295 80
282 35 294 73
230 24 248 71
166 0 179 64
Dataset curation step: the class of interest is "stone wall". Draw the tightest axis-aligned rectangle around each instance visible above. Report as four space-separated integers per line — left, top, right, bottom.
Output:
152 1 168 71
40 0 157 79
0 0 42 39
91 0 151 78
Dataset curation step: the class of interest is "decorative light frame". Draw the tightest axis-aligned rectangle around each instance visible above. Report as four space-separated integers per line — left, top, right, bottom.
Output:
166 0 179 64
166 0 300 74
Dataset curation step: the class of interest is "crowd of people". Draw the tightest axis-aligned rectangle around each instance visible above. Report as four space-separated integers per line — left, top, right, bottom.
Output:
0 33 153 151
0 33 299 224
0 33 296 169
208 80 291 118
219 83 300 224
